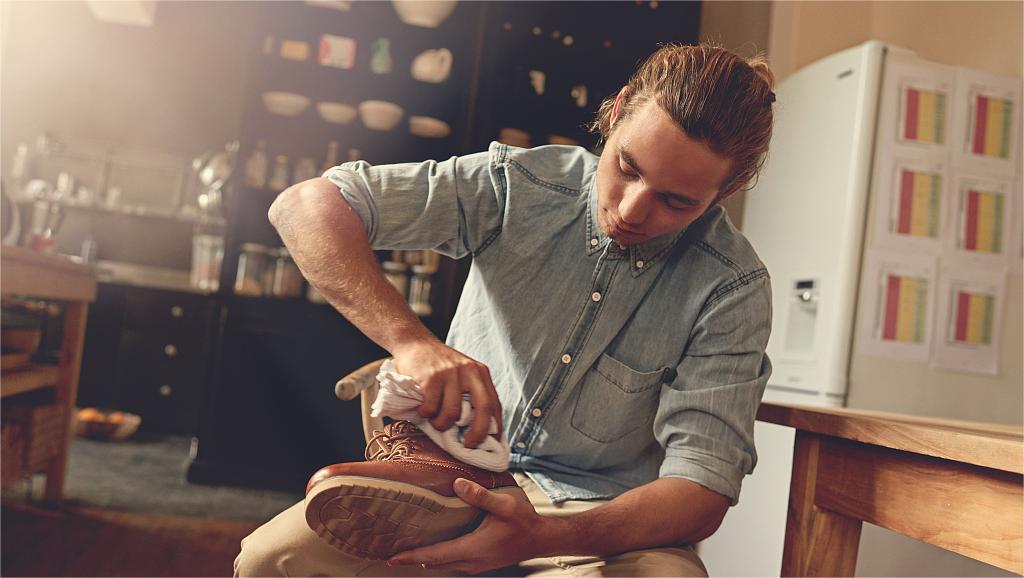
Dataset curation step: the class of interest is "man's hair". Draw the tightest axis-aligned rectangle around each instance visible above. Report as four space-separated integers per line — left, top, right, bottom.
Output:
591 43 776 201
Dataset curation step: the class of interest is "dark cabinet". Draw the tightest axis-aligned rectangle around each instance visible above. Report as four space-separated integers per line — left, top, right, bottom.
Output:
78 284 219 435
187 296 383 491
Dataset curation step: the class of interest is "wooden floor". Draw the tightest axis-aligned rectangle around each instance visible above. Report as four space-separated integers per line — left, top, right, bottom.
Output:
1 500 260 576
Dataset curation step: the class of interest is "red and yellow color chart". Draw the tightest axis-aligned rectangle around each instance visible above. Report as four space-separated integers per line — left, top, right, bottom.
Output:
881 274 929 343
951 290 995 345
895 169 941 238
960 188 1005 254
902 86 947 144
969 93 1013 159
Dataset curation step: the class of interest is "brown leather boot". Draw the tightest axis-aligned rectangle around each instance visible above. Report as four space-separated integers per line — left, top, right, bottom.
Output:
304 420 526 560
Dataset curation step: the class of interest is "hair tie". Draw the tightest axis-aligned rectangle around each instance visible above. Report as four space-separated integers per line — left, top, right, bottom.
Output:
767 92 777 105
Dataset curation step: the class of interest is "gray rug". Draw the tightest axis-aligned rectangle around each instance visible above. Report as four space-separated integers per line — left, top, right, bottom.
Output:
4 433 302 524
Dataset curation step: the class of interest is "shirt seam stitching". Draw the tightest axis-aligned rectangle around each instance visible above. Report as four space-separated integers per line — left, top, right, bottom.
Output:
507 159 580 197
706 268 769 307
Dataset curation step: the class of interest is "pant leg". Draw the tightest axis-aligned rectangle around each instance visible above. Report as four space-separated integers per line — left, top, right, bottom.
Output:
233 500 453 577
512 473 709 578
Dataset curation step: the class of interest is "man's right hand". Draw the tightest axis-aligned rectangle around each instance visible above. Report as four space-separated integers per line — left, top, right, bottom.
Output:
391 339 503 449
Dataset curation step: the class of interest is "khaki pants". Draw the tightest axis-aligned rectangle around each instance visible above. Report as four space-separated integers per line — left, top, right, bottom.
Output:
234 472 708 577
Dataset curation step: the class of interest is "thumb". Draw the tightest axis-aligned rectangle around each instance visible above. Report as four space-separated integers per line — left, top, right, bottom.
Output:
453 478 517 517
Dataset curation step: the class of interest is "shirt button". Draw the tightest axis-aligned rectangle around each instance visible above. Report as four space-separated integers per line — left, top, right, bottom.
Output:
561 353 572 364
591 291 602 302
531 408 543 417
515 442 526 449
590 238 599 247
635 259 645 269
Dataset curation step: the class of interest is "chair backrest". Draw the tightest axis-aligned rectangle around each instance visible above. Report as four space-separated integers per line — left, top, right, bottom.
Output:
334 358 387 444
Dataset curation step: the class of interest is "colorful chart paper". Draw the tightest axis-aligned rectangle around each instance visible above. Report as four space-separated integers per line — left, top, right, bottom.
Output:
961 188 1005 254
859 252 936 362
969 93 1013 159
931 269 1005 375
894 169 941 238
951 290 995 345
881 274 929 343
902 86 947 145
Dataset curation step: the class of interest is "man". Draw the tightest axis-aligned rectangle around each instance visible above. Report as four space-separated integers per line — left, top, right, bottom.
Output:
236 42 775 577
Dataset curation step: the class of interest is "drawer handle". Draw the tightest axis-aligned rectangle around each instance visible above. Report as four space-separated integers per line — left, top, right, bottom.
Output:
159 384 173 397
170 306 184 318
164 344 178 357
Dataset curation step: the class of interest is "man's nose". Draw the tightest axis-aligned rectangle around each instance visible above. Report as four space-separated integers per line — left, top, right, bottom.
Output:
619 185 652 225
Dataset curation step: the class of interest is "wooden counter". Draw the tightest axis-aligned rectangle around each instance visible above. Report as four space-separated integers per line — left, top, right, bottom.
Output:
2 245 97 501
757 401 1023 576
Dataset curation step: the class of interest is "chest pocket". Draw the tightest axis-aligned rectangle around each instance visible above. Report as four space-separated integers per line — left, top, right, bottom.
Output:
570 353 670 443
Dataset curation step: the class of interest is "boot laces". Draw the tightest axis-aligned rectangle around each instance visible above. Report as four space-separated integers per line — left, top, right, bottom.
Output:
364 422 423 461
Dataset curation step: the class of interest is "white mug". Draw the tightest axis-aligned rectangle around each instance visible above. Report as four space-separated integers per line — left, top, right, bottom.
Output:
411 48 452 83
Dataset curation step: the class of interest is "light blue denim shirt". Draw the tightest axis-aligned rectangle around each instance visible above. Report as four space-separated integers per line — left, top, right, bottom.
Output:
323 142 772 506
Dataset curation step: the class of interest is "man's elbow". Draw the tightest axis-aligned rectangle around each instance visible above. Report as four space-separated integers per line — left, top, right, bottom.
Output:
268 177 337 229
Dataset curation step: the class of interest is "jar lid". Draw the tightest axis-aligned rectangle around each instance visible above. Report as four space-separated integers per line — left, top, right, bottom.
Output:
411 265 434 275
241 242 270 253
382 261 408 272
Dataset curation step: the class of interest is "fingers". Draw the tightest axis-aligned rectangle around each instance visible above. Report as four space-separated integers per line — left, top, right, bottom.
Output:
461 366 496 448
429 380 463 432
453 478 519 518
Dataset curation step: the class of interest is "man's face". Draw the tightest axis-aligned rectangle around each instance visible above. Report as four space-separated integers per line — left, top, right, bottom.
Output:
596 97 733 247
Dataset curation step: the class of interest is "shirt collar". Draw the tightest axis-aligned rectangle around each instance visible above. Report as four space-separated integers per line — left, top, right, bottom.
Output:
585 180 687 276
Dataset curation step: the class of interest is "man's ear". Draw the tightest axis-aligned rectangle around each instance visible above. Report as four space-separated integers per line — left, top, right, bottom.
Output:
609 86 630 127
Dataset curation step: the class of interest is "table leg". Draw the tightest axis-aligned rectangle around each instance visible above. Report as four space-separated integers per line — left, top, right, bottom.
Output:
43 301 89 503
781 430 863 576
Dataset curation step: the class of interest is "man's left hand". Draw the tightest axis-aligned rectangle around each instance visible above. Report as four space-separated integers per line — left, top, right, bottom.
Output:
388 477 561 575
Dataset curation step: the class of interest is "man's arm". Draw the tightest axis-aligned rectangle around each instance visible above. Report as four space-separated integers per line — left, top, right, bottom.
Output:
545 477 728 557
387 476 728 574
268 177 502 446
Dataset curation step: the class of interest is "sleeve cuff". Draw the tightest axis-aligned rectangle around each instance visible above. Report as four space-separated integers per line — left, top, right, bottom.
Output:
322 164 377 241
659 447 745 506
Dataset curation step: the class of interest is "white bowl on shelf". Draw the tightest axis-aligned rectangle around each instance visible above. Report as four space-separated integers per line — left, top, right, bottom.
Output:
316 101 357 124
358 100 404 131
409 116 451 138
262 91 311 117
392 0 457 28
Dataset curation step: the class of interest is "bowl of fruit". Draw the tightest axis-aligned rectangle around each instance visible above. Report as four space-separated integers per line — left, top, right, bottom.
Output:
74 407 141 441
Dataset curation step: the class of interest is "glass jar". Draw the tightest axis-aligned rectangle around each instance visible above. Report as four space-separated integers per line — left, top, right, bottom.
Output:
189 233 224 293
382 261 409 299
408 265 433 316
271 247 303 298
268 155 290 191
234 243 270 296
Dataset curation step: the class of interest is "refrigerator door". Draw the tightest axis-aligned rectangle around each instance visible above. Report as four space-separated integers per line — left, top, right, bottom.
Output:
698 41 887 576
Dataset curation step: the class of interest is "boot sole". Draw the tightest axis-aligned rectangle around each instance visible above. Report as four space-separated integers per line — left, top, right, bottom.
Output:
304 475 525 560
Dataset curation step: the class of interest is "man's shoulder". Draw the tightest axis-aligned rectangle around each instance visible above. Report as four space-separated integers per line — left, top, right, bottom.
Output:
492 142 598 196
684 206 768 282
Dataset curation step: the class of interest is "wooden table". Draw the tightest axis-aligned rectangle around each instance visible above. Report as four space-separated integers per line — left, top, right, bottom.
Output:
756 401 1023 576
2 245 96 502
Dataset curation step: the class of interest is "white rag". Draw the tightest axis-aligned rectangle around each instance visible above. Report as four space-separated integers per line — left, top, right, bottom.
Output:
370 359 511 472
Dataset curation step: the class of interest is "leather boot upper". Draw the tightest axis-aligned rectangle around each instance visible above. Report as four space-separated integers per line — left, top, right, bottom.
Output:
306 420 517 497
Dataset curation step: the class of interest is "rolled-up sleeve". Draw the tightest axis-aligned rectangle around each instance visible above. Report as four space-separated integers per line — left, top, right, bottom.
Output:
321 142 506 258
654 271 772 506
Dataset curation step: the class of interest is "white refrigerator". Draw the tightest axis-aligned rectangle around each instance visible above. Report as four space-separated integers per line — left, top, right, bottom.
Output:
699 41 1022 577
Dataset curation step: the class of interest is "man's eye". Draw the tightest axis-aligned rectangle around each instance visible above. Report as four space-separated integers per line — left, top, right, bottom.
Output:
618 163 639 180
662 195 692 211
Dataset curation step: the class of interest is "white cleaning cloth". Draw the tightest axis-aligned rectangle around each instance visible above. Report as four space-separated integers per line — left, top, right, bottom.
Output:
370 359 511 472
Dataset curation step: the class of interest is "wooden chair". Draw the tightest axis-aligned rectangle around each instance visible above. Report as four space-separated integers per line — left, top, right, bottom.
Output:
334 358 387 444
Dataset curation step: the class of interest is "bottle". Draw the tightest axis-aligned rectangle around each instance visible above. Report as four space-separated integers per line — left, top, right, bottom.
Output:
268 155 290 191
293 157 318 183
243 139 268 188
321 140 339 173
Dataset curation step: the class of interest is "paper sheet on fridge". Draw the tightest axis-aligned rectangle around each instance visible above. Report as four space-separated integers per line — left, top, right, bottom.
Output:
857 251 938 362
929 267 1006 375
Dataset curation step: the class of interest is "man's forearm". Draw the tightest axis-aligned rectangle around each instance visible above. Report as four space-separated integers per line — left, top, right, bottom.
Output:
268 177 436 354
536 477 729 558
